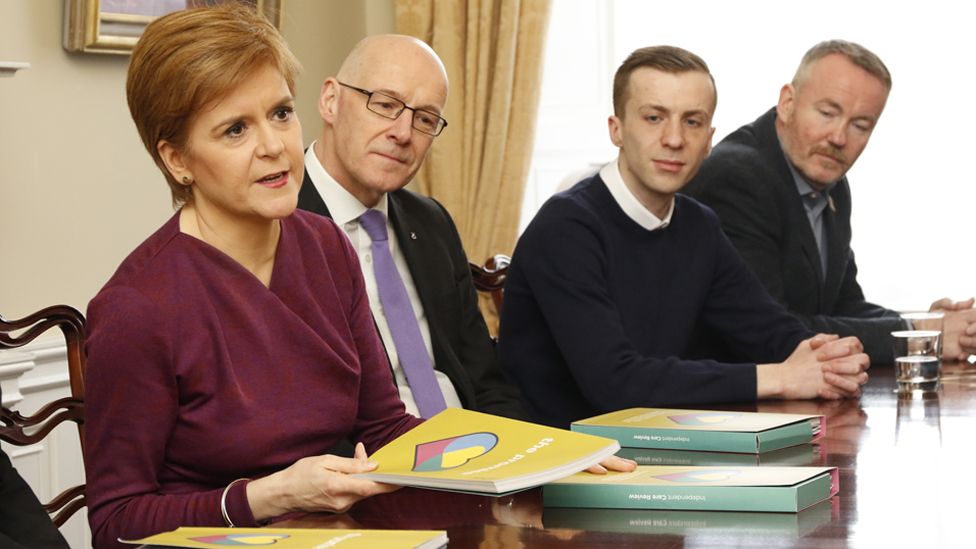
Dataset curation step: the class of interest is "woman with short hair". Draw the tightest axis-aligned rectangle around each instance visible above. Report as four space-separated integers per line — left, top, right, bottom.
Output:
84 6 420 547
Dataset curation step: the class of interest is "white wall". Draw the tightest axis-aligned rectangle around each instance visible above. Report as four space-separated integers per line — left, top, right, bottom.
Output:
527 0 975 311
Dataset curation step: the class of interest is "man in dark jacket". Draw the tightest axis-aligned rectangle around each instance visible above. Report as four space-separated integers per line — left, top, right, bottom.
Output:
298 34 524 421
685 40 975 363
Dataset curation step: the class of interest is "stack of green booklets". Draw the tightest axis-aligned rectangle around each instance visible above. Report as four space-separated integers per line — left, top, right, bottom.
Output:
544 407 836 513
122 528 447 548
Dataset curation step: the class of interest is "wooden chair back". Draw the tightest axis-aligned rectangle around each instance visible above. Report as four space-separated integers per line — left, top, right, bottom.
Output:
0 305 87 526
469 254 511 314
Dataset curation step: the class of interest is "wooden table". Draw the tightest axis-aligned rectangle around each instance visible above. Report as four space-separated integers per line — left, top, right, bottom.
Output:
281 363 976 547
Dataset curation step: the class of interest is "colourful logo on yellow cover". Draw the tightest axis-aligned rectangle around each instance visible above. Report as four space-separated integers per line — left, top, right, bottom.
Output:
189 533 288 545
412 432 498 472
667 412 742 426
654 469 741 483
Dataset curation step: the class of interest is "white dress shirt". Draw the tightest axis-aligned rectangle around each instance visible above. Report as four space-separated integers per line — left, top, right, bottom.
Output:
304 144 463 417
599 159 674 230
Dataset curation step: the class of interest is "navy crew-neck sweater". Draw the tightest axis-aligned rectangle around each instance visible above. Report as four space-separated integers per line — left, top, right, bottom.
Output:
498 174 812 428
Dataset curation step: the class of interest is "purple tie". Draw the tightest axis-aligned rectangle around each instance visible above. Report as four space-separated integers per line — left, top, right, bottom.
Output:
358 209 447 418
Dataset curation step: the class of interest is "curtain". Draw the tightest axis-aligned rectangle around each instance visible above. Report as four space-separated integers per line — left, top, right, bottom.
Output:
394 0 552 333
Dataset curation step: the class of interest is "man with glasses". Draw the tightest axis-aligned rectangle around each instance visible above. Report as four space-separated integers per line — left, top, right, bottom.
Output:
299 34 525 424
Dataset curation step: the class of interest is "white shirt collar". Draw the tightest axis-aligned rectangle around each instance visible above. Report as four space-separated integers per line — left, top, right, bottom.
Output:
599 159 673 231
304 142 390 224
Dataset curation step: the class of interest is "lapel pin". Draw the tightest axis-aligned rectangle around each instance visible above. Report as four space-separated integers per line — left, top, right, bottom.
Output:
827 195 836 213
410 232 418 240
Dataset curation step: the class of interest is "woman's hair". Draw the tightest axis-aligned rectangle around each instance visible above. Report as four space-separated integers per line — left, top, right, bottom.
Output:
126 4 302 206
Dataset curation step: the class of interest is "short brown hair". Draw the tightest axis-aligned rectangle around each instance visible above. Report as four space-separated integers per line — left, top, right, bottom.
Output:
793 40 891 91
612 45 715 117
126 4 301 206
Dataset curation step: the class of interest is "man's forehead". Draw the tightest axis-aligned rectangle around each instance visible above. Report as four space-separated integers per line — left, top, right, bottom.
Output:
801 55 888 96
796 56 888 118
365 74 447 111
347 42 448 107
627 67 715 115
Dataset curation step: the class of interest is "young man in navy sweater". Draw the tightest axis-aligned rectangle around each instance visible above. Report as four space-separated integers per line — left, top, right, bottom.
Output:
499 46 870 428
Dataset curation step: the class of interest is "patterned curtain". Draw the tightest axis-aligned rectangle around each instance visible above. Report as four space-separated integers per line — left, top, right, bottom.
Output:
395 0 552 333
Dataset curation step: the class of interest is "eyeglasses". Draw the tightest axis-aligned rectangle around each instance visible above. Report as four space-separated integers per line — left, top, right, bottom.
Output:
337 81 448 137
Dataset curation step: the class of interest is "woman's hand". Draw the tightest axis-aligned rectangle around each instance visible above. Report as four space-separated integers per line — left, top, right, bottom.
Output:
585 454 638 474
246 442 400 521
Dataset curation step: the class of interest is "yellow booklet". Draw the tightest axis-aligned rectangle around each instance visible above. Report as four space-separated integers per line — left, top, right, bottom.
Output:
121 527 446 548
355 408 619 495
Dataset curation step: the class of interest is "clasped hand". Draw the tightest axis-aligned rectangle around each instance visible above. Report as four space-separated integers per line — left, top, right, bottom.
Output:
929 297 976 360
807 334 870 399
759 334 869 400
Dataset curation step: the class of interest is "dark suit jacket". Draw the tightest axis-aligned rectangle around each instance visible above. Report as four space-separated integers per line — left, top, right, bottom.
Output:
298 171 525 419
684 107 902 363
0 387 70 549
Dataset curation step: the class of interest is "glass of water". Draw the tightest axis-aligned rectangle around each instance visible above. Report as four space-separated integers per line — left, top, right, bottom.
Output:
891 329 942 392
901 312 945 358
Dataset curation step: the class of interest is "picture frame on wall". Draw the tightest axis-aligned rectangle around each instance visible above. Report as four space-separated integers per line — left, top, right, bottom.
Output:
62 0 282 55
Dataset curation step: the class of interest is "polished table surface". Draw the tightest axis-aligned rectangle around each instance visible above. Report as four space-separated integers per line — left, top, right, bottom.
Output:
280 363 976 548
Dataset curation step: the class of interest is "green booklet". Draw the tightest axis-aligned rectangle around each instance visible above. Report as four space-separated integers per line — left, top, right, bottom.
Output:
616 443 823 467
122 527 447 548
543 466 838 513
354 408 619 495
544 499 835 537
572 408 824 453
